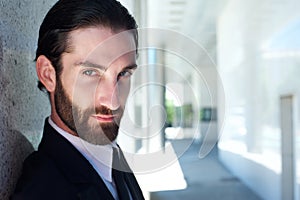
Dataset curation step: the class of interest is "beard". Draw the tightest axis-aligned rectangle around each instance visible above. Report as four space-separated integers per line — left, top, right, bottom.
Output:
54 78 123 145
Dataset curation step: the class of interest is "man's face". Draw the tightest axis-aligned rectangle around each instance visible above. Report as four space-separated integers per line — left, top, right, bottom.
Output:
54 27 137 145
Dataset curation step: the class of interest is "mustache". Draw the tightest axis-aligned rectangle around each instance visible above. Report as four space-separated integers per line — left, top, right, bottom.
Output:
94 106 123 116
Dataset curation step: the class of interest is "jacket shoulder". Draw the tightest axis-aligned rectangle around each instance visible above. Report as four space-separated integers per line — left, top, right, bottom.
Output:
11 151 77 200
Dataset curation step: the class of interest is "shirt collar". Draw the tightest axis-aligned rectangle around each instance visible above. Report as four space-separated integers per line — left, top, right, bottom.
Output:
48 117 116 182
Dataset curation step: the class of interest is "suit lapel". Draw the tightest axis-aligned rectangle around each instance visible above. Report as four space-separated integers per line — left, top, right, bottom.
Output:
118 147 145 200
38 119 115 200
124 172 145 200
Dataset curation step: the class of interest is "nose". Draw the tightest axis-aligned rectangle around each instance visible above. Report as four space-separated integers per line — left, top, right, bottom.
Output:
96 78 120 111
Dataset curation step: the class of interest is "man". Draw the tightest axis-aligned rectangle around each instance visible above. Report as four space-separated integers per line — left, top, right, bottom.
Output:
12 0 144 199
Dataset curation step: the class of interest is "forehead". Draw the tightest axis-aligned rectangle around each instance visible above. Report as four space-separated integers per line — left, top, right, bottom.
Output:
68 27 137 65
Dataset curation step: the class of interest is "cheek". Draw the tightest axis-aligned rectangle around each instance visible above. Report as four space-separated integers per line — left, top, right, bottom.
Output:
72 79 99 107
118 80 131 103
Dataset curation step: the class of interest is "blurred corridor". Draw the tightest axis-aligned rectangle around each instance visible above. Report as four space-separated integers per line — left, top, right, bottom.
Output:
119 0 300 199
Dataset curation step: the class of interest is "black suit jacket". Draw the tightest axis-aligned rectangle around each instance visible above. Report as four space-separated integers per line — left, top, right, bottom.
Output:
11 119 144 200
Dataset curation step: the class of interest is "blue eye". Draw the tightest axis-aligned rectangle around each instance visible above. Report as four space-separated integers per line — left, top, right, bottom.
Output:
118 71 133 80
119 71 131 77
83 69 98 76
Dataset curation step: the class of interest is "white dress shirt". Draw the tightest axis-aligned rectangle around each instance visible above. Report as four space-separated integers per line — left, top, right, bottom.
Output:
48 118 119 199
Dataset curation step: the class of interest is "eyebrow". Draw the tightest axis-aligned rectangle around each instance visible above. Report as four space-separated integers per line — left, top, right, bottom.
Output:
76 61 107 71
123 64 138 70
76 61 138 71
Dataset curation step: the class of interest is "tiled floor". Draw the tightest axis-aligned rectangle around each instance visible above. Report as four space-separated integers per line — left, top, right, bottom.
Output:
150 139 262 200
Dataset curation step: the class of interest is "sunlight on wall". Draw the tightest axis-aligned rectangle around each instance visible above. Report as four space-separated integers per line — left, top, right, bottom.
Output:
217 0 300 199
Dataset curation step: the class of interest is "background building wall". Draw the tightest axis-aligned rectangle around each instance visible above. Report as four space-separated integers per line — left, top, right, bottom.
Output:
0 1 56 199
217 0 300 199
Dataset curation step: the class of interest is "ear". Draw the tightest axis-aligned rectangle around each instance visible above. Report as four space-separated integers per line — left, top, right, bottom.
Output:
36 55 56 93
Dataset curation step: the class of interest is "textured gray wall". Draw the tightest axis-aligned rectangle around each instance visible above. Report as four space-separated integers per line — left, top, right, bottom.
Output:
0 1 56 199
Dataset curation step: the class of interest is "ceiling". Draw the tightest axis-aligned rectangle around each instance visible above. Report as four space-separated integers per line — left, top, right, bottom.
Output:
145 0 226 63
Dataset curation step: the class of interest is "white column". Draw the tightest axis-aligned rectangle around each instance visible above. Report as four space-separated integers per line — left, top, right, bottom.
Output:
145 49 165 153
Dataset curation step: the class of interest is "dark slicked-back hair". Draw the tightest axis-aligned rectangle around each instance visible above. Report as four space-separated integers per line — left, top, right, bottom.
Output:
36 0 138 92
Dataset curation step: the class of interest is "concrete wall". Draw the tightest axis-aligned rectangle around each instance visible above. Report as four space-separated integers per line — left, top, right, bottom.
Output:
0 1 56 199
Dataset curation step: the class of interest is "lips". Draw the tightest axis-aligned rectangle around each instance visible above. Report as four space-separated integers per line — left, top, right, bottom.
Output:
92 114 117 122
